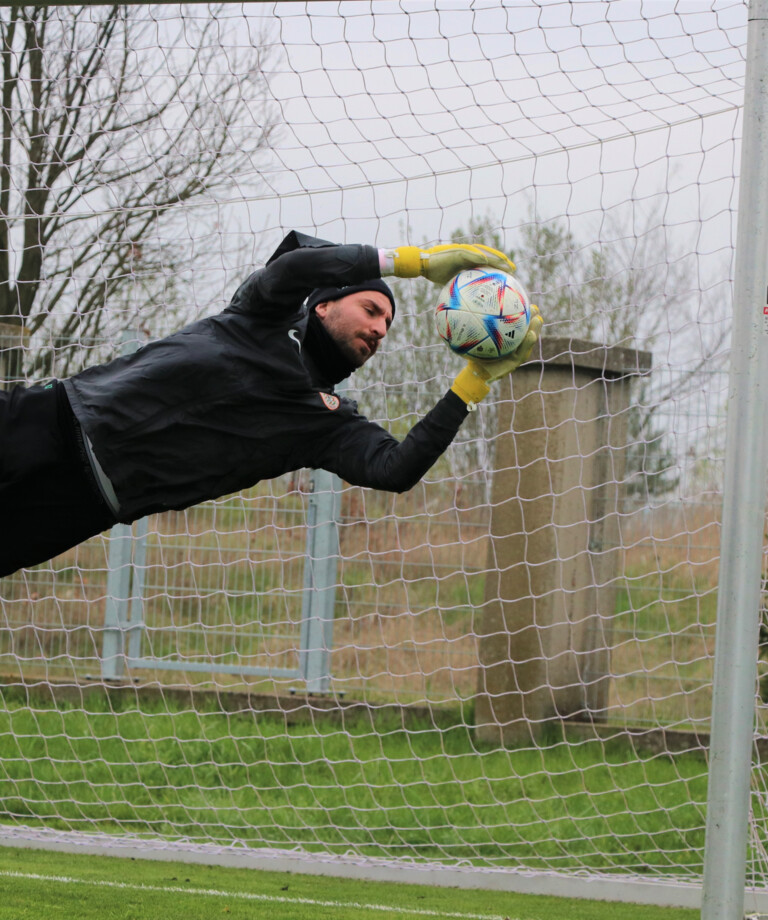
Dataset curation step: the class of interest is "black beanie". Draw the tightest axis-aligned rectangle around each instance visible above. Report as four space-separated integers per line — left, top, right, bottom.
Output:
305 278 396 319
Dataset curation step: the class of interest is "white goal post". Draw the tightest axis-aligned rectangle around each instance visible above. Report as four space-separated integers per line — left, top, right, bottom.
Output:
0 2 766 914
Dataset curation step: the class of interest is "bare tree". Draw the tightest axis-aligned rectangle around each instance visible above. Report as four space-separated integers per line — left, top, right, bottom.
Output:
0 5 280 383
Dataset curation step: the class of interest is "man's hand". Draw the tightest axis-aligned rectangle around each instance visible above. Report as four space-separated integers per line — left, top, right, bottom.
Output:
451 306 543 406
389 243 515 286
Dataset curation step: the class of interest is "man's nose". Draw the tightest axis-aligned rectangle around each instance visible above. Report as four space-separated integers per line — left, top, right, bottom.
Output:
372 317 387 339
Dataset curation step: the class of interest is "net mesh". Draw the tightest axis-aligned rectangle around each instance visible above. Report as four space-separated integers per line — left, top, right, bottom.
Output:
0 0 757 897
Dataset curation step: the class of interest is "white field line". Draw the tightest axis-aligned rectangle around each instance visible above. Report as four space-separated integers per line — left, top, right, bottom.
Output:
0 870 516 920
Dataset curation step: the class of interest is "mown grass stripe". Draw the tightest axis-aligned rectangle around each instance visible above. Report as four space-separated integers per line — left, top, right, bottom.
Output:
0 869 508 920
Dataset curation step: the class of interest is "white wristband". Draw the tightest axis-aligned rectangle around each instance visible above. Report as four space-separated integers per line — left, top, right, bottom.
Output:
378 249 397 277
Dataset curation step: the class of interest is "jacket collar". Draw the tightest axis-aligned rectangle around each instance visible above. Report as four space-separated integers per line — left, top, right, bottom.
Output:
302 309 357 388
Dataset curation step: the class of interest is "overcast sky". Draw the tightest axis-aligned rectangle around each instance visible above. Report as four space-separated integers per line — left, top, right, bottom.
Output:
226 0 746 260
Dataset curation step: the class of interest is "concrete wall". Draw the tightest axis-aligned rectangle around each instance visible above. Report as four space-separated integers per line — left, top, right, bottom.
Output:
475 337 652 746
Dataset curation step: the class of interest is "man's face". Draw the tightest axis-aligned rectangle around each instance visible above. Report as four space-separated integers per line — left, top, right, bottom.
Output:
314 290 393 367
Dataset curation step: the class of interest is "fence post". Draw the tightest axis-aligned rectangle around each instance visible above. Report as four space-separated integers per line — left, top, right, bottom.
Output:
300 467 342 693
701 1 768 916
101 330 148 680
101 524 134 681
127 515 149 664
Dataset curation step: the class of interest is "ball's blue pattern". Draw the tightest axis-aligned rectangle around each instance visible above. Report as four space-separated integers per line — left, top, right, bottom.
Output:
435 268 530 359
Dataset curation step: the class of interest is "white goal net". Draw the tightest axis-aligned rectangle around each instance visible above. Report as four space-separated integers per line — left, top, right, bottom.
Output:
0 0 758 906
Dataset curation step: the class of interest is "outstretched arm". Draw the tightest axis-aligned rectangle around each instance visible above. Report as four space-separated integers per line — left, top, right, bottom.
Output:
226 233 520 315
227 243 381 314
314 308 543 492
314 390 471 493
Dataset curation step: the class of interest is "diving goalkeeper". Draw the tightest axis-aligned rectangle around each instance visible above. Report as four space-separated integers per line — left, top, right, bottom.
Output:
0 231 542 576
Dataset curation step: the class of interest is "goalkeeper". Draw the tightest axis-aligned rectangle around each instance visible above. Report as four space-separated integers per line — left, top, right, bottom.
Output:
0 231 542 576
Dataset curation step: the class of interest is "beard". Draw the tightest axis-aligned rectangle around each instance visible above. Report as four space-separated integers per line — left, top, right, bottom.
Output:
318 313 372 367
335 336 369 367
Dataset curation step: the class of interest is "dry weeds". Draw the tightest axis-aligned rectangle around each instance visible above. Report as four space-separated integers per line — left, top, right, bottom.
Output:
1 483 727 727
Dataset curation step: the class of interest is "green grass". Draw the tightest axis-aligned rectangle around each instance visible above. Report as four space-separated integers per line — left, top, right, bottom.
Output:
610 563 718 727
0 846 699 920
0 688 708 878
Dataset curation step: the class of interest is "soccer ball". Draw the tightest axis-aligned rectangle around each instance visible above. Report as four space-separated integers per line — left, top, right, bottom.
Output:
434 268 531 360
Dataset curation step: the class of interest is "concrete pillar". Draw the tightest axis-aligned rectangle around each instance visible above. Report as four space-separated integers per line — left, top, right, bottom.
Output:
0 321 28 389
475 337 652 746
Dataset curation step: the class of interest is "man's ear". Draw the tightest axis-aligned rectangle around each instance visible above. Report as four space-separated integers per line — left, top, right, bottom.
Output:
314 301 329 320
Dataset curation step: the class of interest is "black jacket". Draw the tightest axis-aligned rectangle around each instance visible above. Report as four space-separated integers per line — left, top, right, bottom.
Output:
63 232 469 523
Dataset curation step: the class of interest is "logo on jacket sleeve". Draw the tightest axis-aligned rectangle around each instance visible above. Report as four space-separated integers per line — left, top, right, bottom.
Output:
288 328 301 353
319 392 340 411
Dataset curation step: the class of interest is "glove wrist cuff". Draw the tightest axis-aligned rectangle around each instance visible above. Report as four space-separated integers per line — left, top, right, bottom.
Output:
392 246 422 278
451 364 492 406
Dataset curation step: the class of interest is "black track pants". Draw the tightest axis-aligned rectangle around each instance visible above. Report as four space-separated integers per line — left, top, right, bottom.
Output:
0 382 117 577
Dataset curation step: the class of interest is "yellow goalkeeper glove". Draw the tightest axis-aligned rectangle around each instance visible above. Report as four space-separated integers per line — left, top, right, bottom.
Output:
451 306 543 407
388 243 516 286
